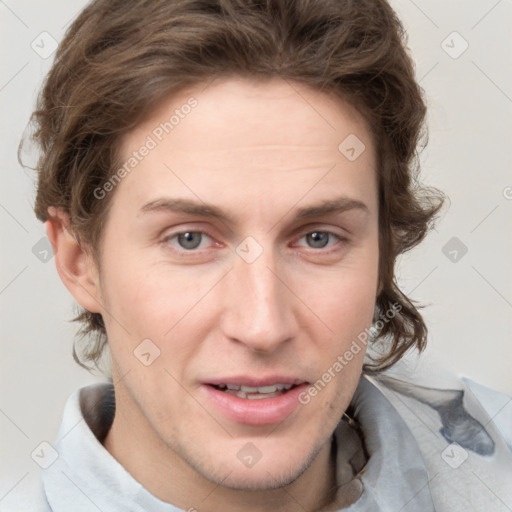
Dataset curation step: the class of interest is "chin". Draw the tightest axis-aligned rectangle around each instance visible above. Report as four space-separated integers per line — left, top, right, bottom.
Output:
197 444 321 492
215 464 304 492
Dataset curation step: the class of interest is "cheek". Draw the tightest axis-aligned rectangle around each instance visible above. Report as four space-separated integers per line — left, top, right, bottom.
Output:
295 262 378 337
101 255 200 328
99 255 222 373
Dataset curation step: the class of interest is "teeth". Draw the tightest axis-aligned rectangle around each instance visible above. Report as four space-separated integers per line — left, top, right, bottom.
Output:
215 383 294 396
235 390 283 400
246 393 282 400
241 385 276 393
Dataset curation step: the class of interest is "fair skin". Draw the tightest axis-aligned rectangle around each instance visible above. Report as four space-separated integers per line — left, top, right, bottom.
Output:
47 77 380 511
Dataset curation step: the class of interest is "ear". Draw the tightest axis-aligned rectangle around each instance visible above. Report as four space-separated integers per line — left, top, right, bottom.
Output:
45 207 103 314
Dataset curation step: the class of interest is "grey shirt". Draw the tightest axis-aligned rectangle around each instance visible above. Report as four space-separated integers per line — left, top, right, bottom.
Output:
5 369 512 511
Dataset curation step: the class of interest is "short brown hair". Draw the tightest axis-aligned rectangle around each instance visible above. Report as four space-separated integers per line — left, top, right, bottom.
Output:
20 0 444 373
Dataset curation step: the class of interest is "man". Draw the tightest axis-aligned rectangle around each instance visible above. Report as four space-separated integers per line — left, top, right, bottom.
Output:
11 0 512 510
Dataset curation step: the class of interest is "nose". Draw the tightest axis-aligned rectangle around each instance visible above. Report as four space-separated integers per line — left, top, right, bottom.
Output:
219 244 297 353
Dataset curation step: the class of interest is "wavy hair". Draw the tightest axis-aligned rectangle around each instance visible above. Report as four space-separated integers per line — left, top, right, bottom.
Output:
20 0 445 373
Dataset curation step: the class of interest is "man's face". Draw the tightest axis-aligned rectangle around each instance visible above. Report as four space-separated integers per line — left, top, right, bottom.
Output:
95 77 379 490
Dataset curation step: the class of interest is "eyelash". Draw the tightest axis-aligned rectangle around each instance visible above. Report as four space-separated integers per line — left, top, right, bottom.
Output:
162 229 347 254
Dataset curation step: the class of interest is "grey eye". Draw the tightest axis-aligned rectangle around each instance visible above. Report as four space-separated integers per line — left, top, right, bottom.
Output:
305 232 330 248
177 232 203 250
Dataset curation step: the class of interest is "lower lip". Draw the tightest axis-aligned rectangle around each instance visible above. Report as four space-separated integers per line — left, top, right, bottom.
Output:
201 384 308 425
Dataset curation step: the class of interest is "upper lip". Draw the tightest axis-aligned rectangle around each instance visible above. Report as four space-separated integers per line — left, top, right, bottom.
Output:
205 376 308 387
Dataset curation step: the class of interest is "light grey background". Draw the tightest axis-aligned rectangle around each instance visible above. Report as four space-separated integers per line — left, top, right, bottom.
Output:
1 0 511 502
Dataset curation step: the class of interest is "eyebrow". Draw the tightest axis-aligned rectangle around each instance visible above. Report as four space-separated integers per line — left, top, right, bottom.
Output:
138 196 369 224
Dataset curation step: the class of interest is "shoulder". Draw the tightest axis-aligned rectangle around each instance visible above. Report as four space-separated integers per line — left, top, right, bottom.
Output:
1 382 114 512
461 376 512 451
0 471 51 511
369 356 512 511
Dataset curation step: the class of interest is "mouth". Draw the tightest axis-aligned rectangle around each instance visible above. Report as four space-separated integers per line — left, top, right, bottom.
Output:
201 378 309 425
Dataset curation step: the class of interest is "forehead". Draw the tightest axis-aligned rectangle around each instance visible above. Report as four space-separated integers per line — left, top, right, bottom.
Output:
126 76 371 148
113 76 377 217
